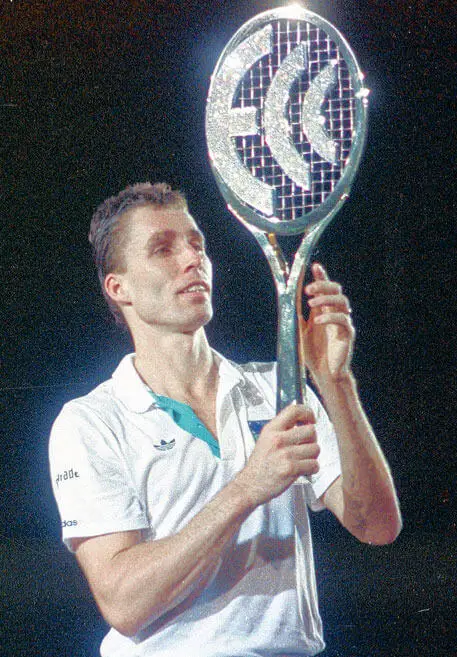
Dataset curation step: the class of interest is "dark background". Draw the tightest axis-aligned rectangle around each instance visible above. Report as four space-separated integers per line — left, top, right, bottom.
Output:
1 1 456 655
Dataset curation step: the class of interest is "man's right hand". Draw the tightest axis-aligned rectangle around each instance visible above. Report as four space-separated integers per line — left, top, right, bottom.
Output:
234 404 320 507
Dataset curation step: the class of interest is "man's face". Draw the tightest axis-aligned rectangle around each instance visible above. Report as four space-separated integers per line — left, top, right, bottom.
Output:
112 204 213 334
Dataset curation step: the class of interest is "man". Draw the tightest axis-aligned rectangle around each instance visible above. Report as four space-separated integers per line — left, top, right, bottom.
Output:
49 181 401 657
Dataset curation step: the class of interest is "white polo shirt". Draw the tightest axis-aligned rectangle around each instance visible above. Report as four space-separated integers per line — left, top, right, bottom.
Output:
49 353 341 657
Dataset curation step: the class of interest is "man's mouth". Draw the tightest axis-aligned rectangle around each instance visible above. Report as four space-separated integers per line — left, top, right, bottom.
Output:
178 282 210 294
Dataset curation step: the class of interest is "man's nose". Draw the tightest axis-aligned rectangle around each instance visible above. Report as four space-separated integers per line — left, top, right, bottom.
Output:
181 243 204 270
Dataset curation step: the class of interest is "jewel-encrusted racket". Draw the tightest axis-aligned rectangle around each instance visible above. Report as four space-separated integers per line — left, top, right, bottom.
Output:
206 5 369 413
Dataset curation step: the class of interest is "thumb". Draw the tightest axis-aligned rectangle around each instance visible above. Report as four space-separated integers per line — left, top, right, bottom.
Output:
311 262 328 281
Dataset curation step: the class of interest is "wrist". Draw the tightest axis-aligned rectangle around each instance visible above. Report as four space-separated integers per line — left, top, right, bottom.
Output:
312 369 357 396
221 475 259 517
313 370 366 426
228 469 266 514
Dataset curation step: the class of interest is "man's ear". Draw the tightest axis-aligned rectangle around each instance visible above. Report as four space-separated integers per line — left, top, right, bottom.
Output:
104 272 131 306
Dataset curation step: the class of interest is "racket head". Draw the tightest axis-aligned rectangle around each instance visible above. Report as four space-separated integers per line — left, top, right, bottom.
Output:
206 6 369 236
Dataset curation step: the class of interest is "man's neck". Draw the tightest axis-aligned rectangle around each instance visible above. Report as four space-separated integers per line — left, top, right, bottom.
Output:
133 327 218 404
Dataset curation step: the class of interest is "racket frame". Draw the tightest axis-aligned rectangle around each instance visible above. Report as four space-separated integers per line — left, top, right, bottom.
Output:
206 6 369 412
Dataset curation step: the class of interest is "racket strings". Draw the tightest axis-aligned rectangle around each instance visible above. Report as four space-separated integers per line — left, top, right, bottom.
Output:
234 19 356 222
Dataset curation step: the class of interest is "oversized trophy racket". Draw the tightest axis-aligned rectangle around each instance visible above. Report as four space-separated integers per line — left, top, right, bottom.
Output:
206 5 369 415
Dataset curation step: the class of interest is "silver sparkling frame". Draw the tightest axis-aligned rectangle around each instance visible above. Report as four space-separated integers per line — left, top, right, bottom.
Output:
206 6 369 412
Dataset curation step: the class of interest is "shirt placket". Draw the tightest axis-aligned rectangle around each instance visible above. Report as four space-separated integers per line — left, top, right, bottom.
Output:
216 381 257 474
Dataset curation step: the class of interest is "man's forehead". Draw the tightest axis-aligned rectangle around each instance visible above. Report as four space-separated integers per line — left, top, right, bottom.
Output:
127 204 203 238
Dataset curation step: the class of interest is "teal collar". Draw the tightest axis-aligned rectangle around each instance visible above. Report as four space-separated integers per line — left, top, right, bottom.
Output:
150 392 220 458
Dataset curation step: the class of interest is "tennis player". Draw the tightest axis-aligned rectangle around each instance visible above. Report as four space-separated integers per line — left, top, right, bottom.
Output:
49 182 401 657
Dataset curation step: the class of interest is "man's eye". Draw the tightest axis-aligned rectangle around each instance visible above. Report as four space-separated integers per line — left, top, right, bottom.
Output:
153 246 172 256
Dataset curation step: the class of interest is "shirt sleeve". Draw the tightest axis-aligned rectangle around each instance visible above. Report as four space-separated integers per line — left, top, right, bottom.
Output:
49 401 149 551
302 386 341 511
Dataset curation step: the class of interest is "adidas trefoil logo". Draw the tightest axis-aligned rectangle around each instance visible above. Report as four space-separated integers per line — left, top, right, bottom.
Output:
153 438 176 452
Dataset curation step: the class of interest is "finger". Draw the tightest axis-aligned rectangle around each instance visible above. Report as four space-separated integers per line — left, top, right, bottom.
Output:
291 444 321 462
297 459 320 476
313 312 355 329
268 403 316 431
289 445 319 475
305 280 342 297
311 262 328 281
308 293 351 313
282 424 318 445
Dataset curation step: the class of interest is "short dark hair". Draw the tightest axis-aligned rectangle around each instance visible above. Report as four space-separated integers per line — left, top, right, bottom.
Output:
88 182 187 326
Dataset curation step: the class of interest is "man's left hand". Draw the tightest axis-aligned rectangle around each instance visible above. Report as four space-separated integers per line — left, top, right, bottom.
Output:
299 262 354 385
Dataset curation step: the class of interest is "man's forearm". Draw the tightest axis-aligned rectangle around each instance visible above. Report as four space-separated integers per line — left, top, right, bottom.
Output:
76 403 322 636
318 372 402 544
78 478 255 637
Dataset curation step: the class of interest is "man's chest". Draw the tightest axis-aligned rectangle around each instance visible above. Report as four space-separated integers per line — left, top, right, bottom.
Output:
187 393 218 441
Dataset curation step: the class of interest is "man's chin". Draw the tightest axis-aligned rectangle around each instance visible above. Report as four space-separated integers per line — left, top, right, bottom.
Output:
176 306 213 333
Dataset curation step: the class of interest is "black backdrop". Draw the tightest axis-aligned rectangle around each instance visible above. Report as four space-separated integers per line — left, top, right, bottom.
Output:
1 1 456 655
